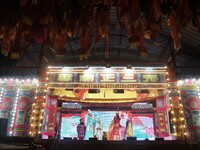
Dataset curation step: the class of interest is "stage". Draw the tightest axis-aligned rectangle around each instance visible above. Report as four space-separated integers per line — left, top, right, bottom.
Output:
0 136 199 150
36 139 199 150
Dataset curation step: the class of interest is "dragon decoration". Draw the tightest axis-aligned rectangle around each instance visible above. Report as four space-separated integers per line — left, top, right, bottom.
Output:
0 0 198 60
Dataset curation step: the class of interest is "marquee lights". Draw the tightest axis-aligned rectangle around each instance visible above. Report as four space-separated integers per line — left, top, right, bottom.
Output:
48 65 167 74
0 88 4 104
29 81 46 136
0 78 38 136
168 75 188 139
177 78 200 140
0 79 38 137
9 88 19 136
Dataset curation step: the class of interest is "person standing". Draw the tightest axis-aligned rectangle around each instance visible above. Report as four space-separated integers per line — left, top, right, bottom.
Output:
109 112 122 140
95 118 103 140
77 119 86 140
125 117 133 138
85 109 96 140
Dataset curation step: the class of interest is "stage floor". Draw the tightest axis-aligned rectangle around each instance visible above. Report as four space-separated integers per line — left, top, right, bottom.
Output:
36 139 200 150
0 143 29 150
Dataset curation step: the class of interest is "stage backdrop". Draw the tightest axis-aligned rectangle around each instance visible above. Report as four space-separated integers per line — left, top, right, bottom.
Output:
60 110 155 140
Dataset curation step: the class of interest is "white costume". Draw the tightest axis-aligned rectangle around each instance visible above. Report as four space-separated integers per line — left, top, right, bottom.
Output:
95 118 103 140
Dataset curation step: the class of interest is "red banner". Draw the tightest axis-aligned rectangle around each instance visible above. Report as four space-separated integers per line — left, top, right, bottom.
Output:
13 97 30 136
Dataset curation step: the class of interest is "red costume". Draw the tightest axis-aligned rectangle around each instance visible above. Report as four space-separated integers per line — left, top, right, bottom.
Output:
109 114 122 140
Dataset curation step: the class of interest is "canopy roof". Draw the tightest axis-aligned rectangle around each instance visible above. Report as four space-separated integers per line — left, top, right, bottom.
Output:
0 0 200 78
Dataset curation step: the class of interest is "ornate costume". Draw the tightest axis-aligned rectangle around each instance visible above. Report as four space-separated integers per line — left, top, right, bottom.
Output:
95 118 103 140
85 110 96 140
126 118 133 137
77 122 86 140
109 113 122 140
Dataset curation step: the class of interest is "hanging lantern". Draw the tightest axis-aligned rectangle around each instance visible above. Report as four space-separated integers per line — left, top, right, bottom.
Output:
94 2 110 59
168 11 181 51
10 22 23 59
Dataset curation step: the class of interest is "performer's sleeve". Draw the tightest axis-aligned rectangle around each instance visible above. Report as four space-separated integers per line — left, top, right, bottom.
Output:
84 126 86 136
77 125 79 133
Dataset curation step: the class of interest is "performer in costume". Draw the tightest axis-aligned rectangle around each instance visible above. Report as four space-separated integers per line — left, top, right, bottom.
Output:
85 109 96 140
95 118 103 140
125 116 133 138
108 120 114 140
109 112 122 140
77 119 86 140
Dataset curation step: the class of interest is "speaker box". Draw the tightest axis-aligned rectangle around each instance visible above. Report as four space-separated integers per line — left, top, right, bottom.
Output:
155 138 164 141
89 137 97 140
0 118 8 136
127 137 137 141
63 137 72 140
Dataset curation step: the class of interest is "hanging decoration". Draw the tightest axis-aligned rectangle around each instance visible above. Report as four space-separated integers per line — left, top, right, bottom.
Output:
0 0 199 60
94 1 111 59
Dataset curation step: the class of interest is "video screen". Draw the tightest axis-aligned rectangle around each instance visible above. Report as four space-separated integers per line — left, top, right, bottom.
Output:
60 110 155 140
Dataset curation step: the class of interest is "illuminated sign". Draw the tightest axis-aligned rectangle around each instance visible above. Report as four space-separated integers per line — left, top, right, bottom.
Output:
57 74 73 82
120 73 137 83
62 102 82 109
47 66 168 90
79 74 94 82
100 73 115 82
48 83 167 89
131 103 153 109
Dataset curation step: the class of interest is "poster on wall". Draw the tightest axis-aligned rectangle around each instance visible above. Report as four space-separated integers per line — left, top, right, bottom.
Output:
191 111 200 127
0 110 8 119
0 97 14 119
16 110 26 125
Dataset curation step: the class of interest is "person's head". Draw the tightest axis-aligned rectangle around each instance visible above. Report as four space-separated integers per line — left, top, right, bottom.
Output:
88 109 93 117
116 111 120 119
97 118 101 123
80 119 83 123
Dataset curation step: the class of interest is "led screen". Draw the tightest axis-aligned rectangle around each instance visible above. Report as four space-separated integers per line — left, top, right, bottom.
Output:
60 110 154 140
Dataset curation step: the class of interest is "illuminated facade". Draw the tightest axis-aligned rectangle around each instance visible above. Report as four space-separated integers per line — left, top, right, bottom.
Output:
1 66 199 143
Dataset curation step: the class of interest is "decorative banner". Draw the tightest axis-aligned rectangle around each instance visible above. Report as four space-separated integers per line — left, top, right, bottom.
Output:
12 83 37 137
42 95 57 136
49 73 167 83
153 112 159 137
0 79 38 137
0 97 13 119
158 112 165 134
186 96 200 129
156 95 170 137
48 83 167 89
48 66 167 85
156 95 170 110
179 79 200 141
0 85 16 136
13 95 32 136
